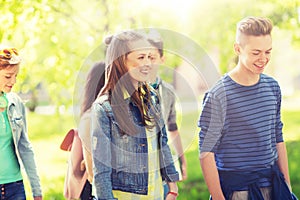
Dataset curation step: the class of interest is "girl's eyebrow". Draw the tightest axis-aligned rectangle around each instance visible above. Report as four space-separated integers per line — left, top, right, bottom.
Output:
137 53 148 56
3 72 17 75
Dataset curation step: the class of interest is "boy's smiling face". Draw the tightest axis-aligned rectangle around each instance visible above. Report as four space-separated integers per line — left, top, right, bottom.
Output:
149 48 165 82
235 34 272 75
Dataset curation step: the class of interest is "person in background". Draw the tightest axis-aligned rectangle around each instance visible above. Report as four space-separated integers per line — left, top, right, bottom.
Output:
61 61 105 200
198 16 297 200
91 30 179 200
148 33 187 199
0 45 42 200
78 61 106 199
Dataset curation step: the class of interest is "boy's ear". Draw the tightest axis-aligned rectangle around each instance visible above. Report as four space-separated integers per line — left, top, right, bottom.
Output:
234 43 241 55
161 55 165 63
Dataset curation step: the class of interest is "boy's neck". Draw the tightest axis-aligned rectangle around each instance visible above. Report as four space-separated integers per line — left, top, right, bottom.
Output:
228 64 261 86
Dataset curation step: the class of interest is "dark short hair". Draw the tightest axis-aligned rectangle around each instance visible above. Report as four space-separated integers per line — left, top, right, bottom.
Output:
147 32 164 57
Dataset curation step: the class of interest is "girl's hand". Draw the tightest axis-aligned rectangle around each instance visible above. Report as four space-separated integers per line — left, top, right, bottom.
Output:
166 182 178 200
165 191 178 200
80 160 86 171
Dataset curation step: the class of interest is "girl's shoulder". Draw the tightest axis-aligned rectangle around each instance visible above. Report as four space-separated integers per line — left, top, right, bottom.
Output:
94 94 109 104
93 94 114 119
6 92 24 108
6 92 22 102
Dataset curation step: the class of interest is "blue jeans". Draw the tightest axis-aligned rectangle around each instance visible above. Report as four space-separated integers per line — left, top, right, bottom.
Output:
0 180 26 200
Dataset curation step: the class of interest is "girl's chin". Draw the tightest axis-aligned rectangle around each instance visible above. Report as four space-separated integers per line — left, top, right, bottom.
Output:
132 78 148 84
2 89 11 93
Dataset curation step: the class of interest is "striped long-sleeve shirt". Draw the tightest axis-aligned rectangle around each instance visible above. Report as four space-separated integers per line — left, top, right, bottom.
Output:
198 73 284 188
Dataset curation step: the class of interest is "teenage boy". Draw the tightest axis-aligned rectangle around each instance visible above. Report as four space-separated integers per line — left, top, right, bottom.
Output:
148 33 187 199
198 16 297 200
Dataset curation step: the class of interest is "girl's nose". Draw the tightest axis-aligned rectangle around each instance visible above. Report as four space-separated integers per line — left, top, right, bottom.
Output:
10 76 17 85
144 56 151 67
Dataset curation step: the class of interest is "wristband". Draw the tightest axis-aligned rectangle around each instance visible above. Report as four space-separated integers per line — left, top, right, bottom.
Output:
167 191 178 197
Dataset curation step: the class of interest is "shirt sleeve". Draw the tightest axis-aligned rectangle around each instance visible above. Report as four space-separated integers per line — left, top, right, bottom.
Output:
92 102 116 200
166 91 178 132
274 83 284 143
17 97 42 197
198 92 224 153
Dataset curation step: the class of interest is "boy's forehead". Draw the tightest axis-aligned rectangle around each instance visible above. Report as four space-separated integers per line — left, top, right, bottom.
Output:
238 33 272 48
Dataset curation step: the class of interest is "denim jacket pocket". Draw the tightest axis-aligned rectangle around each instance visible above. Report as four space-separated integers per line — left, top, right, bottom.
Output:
8 108 24 132
12 116 24 127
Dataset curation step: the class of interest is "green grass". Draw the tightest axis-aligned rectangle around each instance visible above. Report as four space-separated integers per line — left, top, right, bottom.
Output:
23 113 75 200
23 109 300 199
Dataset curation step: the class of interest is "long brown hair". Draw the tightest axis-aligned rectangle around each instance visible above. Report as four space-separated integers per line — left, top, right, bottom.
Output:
80 61 106 116
100 30 155 135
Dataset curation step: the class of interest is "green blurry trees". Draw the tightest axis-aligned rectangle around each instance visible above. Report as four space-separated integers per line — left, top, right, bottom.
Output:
0 0 115 111
185 0 300 73
1 0 299 112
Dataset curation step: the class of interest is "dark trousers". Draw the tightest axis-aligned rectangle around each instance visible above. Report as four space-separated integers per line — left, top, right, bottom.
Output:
80 180 95 200
0 180 26 200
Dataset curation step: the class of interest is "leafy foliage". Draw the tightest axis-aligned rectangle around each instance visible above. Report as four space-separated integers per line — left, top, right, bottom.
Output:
1 0 300 110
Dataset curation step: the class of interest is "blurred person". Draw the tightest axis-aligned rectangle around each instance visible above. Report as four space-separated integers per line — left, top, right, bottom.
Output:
198 16 297 200
148 33 187 199
61 61 105 200
91 30 180 200
0 45 42 200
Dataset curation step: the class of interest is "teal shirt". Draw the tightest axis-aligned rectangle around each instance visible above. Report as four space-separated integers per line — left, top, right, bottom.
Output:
0 109 22 184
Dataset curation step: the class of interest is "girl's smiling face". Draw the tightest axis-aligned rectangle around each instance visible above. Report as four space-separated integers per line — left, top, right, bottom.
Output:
0 65 19 93
125 39 153 89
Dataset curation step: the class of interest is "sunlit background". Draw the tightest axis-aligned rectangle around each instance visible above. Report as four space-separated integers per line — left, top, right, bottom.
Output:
1 0 300 199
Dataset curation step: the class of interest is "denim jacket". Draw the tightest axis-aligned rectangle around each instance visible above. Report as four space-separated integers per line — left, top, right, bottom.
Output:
92 92 179 200
6 92 42 197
